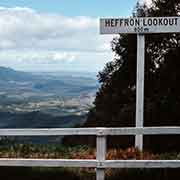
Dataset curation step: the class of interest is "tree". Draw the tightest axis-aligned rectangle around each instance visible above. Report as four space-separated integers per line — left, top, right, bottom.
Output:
81 0 180 152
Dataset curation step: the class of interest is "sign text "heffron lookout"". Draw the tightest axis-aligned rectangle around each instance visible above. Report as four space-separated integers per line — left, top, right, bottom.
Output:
100 17 180 34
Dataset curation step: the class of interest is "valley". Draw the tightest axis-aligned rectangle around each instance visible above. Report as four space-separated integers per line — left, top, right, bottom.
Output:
0 67 98 143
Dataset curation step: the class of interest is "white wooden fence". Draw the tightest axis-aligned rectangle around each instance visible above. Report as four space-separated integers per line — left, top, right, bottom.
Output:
0 127 180 180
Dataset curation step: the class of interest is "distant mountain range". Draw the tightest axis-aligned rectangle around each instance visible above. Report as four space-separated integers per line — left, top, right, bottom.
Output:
0 66 97 143
0 66 99 98
0 66 35 81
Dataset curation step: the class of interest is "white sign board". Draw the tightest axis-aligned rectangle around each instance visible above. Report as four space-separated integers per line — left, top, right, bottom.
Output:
100 17 180 34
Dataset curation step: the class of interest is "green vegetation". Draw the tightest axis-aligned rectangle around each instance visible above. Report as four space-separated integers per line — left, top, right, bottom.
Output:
0 139 91 159
0 141 180 160
0 142 180 180
77 0 180 152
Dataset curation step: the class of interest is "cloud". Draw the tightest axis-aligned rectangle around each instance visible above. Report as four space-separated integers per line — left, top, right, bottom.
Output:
0 50 113 72
0 7 114 72
0 50 77 64
0 7 112 52
52 52 75 63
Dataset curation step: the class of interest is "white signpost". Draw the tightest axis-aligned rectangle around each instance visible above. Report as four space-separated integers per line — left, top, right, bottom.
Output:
100 16 180 153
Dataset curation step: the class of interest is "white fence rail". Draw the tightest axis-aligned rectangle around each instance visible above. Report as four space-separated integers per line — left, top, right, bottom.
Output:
0 127 180 180
1 127 180 136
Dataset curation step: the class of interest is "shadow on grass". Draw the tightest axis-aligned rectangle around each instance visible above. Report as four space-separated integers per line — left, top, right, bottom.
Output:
0 167 179 180
0 167 95 180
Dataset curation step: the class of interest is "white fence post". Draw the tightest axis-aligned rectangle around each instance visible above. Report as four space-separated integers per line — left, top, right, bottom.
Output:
96 131 107 180
135 34 145 151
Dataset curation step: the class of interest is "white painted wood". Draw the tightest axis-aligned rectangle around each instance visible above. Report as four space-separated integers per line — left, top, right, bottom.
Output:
104 127 180 135
0 127 180 136
0 128 98 136
100 17 180 34
0 159 97 167
97 136 106 160
1 159 180 169
102 160 180 168
96 135 106 180
135 34 145 151
96 170 105 180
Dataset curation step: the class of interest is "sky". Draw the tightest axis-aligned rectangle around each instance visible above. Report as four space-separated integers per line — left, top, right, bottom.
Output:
0 0 152 73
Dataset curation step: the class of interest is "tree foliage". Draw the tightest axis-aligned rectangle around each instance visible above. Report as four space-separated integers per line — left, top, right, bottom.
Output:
82 0 180 152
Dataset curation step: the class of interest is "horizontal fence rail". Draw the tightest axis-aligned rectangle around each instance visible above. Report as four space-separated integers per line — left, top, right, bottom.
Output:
0 159 180 168
0 127 180 136
0 127 180 180
0 159 97 168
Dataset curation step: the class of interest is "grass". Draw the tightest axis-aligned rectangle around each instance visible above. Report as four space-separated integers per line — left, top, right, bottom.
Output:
0 141 179 160
0 139 180 179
